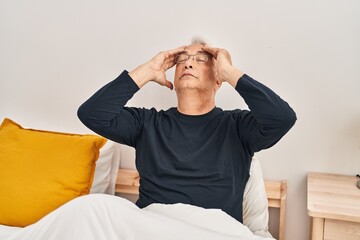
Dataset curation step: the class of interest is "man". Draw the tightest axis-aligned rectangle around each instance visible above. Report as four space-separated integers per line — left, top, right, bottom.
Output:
77 39 296 224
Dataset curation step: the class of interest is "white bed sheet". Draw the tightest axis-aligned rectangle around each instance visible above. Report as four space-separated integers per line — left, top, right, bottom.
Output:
0 225 21 239
1 194 275 240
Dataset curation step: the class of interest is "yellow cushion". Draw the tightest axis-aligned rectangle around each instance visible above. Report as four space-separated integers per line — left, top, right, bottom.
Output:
0 118 107 227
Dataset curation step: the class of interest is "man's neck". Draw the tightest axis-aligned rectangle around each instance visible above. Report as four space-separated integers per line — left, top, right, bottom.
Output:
176 90 216 116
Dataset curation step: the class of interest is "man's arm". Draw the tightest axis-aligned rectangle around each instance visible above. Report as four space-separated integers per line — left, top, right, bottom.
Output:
202 46 244 87
235 74 296 152
77 71 142 146
77 46 185 146
203 46 296 153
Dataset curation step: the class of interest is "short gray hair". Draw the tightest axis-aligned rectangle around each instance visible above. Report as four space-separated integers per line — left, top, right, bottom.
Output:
190 36 211 46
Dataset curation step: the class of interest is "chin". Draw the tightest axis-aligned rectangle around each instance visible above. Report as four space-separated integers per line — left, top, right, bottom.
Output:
176 84 200 92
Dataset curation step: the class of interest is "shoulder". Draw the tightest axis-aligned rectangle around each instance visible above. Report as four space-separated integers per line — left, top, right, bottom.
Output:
218 108 250 118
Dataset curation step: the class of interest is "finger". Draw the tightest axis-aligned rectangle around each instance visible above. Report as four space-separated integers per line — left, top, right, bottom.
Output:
158 77 173 90
164 55 176 64
165 62 176 71
163 56 177 70
202 46 220 57
163 62 175 72
164 80 174 90
211 56 218 66
165 45 186 58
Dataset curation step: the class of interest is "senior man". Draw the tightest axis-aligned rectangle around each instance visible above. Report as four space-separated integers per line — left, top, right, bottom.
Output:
77 39 296 224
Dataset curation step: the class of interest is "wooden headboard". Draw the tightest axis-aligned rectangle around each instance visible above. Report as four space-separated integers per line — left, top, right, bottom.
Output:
115 168 287 240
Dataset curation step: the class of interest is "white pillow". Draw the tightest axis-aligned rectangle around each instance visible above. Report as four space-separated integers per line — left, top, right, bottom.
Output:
242 157 272 238
90 140 121 195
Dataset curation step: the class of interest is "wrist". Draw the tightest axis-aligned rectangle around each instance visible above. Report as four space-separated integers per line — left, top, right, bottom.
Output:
129 62 154 88
226 67 244 88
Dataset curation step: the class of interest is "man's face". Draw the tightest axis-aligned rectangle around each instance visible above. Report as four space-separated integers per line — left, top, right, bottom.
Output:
174 44 219 93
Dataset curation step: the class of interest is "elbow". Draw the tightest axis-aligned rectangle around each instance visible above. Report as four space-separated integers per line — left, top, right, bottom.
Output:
289 108 297 125
77 103 92 129
77 103 112 134
77 105 86 124
283 108 297 131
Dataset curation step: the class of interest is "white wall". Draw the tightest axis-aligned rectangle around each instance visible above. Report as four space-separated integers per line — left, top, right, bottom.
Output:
1 1 359 239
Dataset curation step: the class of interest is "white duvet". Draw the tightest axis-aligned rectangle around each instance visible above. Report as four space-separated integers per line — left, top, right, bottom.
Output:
1 194 274 240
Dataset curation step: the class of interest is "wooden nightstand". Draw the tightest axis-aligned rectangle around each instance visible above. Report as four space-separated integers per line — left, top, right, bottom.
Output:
307 172 360 240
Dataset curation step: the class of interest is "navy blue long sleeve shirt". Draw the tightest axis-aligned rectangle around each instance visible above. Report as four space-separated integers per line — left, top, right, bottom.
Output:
78 70 296 223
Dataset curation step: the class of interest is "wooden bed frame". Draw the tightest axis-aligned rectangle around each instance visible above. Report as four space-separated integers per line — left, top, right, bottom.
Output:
115 169 287 240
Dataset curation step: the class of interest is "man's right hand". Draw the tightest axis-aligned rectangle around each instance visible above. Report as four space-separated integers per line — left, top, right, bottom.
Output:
129 46 185 90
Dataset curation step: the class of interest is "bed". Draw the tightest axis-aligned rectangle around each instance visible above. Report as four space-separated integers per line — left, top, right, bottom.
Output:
0 118 287 240
115 168 287 240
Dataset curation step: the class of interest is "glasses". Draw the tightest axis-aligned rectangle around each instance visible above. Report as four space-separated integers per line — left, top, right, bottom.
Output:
175 53 210 64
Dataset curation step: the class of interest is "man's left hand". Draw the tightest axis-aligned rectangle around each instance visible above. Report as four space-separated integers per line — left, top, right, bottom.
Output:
202 46 244 88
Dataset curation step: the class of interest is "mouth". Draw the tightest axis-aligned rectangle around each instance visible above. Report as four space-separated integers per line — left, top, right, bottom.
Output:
180 73 196 79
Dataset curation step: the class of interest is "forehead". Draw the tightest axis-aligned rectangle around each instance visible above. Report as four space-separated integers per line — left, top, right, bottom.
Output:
183 44 205 54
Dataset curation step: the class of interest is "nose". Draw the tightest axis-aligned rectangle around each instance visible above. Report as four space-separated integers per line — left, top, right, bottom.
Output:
184 58 193 69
